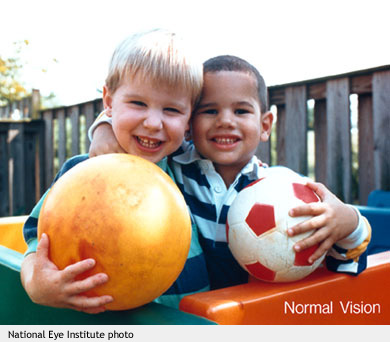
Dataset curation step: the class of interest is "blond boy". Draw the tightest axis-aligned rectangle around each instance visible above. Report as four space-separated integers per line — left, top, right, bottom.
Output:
21 29 209 312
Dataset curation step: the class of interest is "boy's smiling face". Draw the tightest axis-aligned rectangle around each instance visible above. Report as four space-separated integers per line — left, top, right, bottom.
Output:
191 71 272 179
104 73 192 164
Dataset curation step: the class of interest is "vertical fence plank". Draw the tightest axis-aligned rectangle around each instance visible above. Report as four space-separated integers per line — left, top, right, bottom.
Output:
256 140 271 165
372 71 390 191
314 99 327 184
23 128 38 213
43 111 54 188
70 106 80 157
95 99 104 114
57 109 67 166
326 78 352 202
276 105 286 166
8 123 25 215
358 94 375 204
84 102 95 152
0 129 9 216
372 70 390 191
36 120 46 202
284 86 307 174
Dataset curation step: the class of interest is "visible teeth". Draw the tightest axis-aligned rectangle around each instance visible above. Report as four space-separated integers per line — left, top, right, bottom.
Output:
214 138 237 144
137 137 161 148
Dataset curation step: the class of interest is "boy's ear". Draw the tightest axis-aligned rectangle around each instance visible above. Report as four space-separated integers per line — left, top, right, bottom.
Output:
102 85 113 117
260 111 274 142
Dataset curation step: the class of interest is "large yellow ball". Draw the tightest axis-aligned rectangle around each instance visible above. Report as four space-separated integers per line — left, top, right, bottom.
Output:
38 154 191 310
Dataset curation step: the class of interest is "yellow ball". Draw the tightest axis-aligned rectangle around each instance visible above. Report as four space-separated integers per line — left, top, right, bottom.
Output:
38 154 191 310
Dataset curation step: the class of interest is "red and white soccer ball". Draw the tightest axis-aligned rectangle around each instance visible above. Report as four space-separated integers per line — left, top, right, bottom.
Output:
227 170 326 282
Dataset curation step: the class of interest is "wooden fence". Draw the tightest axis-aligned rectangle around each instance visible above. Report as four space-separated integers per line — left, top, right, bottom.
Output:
40 99 104 190
0 99 103 216
261 65 390 205
0 65 389 216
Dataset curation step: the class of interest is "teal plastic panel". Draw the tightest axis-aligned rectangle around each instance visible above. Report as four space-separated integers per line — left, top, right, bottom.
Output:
0 246 216 325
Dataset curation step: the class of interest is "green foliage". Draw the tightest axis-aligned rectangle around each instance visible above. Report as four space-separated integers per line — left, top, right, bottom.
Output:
0 41 29 106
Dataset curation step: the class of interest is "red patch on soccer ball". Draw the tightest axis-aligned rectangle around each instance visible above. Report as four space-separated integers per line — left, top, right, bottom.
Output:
294 244 320 266
245 261 276 281
292 183 320 203
245 204 276 236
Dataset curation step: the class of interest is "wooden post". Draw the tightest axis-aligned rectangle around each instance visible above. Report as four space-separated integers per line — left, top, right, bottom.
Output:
325 78 352 203
43 110 54 189
84 102 95 152
372 70 390 191
284 86 307 175
70 106 80 157
57 109 67 167
8 123 25 215
314 99 327 184
276 105 286 166
358 94 375 205
23 123 38 213
0 126 9 216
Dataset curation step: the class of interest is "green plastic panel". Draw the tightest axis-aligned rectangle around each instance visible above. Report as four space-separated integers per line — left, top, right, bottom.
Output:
0 246 216 325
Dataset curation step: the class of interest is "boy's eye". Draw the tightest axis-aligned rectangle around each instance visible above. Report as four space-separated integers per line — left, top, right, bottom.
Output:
235 109 250 115
165 107 181 114
199 109 218 115
130 101 146 107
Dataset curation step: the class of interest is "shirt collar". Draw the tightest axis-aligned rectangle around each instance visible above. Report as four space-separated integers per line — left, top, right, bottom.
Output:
173 141 265 178
172 141 204 165
156 156 168 171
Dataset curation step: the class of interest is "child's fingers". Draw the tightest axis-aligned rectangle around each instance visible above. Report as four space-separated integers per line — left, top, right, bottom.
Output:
288 213 326 236
293 227 329 252
307 243 330 264
78 306 107 314
289 203 324 218
68 295 114 314
305 181 333 202
68 273 110 295
61 259 97 282
35 234 57 270
36 233 49 258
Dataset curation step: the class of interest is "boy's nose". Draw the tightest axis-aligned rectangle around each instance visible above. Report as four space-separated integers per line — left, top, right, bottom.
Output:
216 110 235 128
143 109 163 131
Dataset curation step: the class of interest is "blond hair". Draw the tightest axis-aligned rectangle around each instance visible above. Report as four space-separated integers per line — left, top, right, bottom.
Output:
106 29 203 107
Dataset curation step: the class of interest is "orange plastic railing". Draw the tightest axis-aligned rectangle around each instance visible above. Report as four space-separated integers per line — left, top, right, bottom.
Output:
180 252 390 324
0 216 28 253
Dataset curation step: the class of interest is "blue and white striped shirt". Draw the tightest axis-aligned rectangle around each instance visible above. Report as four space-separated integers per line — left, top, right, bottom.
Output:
170 141 371 289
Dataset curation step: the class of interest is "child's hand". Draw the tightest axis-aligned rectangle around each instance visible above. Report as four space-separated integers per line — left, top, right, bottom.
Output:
21 233 113 314
287 181 358 264
89 123 125 157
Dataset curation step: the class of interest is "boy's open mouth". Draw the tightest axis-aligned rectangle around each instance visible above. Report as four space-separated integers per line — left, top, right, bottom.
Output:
212 137 239 145
136 136 163 149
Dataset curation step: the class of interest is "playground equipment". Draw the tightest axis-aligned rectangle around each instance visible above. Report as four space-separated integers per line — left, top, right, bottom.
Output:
1 191 389 324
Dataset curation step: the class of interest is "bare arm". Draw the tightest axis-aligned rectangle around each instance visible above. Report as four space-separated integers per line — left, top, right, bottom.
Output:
89 123 125 157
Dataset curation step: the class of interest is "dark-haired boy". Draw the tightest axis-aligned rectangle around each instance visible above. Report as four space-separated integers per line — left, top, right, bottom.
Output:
90 55 371 290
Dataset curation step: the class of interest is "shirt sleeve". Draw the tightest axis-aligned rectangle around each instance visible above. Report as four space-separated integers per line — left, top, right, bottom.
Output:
22 154 89 257
23 189 50 256
87 110 113 142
